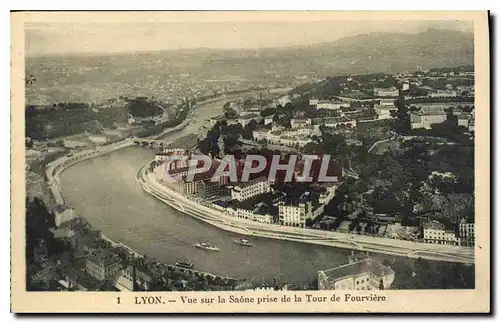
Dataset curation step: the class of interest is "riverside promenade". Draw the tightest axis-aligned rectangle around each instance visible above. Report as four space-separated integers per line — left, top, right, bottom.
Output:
139 161 474 264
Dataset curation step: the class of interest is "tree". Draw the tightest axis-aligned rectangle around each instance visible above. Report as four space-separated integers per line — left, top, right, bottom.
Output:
242 120 258 140
26 197 56 261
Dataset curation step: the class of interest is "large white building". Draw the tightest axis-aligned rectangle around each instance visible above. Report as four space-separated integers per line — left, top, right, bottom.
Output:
253 128 314 148
317 258 395 290
227 207 274 224
373 87 399 97
410 106 448 130
423 221 459 245
230 177 271 201
310 98 349 110
290 118 312 128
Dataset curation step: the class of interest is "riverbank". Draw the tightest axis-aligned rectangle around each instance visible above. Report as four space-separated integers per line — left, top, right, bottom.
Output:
139 161 474 264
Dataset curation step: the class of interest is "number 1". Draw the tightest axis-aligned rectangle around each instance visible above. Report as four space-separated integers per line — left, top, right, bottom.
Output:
117 297 121 304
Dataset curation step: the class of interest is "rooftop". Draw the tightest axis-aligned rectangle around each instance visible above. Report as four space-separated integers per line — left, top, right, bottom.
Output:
423 221 445 231
319 258 394 283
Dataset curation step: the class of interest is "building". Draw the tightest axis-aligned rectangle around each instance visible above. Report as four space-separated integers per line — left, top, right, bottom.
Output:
312 100 349 110
429 90 457 98
227 207 274 224
457 114 472 128
278 193 313 228
409 106 448 130
238 114 258 127
85 249 122 282
373 87 399 97
167 171 222 199
33 240 48 263
252 128 314 148
63 139 88 149
468 115 475 132
264 115 275 125
88 135 108 145
317 258 395 290
210 115 226 127
115 266 154 291
231 177 271 201
422 221 459 245
290 118 312 128
53 204 76 227
459 219 475 247
323 116 357 129
374 99 396 120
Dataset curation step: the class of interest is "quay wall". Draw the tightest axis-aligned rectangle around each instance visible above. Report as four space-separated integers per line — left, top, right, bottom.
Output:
139 161 474 264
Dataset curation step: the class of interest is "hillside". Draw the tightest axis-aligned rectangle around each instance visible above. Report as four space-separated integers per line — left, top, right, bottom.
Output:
25 29 474 105
236 28 474 75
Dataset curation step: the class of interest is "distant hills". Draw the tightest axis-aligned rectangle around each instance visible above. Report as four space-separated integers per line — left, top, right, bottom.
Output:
25 29 474 104
204 28 474 76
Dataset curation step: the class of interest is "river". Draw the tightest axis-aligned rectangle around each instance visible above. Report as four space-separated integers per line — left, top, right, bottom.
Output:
59 97 473 288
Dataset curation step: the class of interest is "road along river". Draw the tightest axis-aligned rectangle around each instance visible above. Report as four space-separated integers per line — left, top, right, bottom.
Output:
58 97 351 285
59 95 473 287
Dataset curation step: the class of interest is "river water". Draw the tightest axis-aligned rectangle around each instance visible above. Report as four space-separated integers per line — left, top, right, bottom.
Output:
59 98 470 288
59 98 360 285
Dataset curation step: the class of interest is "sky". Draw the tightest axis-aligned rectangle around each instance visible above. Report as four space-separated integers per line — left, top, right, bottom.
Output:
25 19 473 56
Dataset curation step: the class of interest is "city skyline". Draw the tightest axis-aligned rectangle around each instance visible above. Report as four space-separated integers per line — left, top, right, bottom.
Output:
26 20 473 56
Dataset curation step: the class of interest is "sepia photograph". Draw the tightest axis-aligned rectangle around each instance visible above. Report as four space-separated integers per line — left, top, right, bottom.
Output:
11 11 490 313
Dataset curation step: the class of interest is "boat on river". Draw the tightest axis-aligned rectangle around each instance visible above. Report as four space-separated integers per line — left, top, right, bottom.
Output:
194 242 220 252
233 238 253 246
175 258 194 269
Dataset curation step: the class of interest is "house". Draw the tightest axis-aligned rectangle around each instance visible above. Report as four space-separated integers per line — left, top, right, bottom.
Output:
210 115 226 127
459 219 475 247
409 106 448 130
373 87 399 97
231 177 271 202
53 204 76 227
85 249 122 282
423 221 459 245
290 118 312 128
317 258 395 290
88 135 108 145
238 114 258 127
227 207 274 224
313 100 349 110
278 197 313 228
264 115 275 126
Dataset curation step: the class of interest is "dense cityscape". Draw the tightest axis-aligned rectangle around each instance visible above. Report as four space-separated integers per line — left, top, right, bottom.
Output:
24 25 476 292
